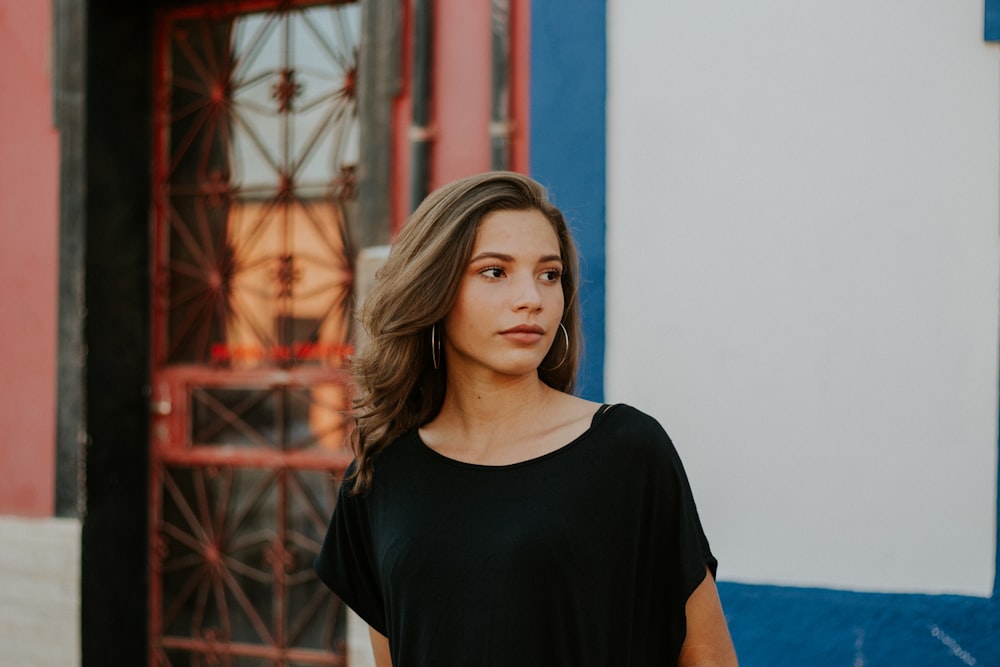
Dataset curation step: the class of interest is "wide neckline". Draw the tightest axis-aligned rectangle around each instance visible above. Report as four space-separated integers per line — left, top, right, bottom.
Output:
412 404 617 470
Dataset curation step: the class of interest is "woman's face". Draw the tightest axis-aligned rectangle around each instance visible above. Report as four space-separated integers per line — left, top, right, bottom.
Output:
442 208 565 382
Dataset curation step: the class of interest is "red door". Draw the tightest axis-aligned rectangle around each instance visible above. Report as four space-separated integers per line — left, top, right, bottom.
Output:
149 3 358 664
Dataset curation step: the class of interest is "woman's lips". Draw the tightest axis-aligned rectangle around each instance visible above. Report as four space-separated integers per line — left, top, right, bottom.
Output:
500 325 545 344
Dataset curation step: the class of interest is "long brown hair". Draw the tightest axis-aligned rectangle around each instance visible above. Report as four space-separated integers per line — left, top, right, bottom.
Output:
348 171 582 493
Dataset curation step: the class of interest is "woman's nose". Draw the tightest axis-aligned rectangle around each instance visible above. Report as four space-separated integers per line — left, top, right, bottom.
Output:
512 274 542 310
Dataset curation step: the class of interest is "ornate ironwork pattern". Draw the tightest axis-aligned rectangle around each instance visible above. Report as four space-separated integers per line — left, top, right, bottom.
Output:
155 1 359 368
154 466 346 666
150 2 360 665
189 383 351 451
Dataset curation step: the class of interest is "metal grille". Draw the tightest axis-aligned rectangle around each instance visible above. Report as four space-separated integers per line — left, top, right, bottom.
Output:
150 2 359 664
156 466 342 665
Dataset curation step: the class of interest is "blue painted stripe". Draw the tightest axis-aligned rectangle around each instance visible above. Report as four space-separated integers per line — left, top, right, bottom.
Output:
719 582 1000 666
529 0 606 402
987 0 1000 41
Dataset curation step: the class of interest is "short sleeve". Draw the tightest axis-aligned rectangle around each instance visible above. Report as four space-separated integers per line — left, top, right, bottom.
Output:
600 405 719 661
670 440 717 594
619 405 716 596
667 426 718 647
314 466 388 636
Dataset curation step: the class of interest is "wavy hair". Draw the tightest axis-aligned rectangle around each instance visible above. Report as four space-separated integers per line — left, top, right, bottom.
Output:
347 171 582 493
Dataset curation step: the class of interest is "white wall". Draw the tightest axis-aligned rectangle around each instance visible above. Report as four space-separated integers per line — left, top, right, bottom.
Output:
607 0 999 596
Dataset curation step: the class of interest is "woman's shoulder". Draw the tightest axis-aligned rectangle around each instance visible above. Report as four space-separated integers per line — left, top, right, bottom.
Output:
599 402 669 434
594 403 684 463
348 429 423 480
373 428 423 463
340 429 425 500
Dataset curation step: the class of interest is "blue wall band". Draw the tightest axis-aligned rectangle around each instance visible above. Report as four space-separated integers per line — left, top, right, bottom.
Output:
529 0 606 402
987 0 1000 41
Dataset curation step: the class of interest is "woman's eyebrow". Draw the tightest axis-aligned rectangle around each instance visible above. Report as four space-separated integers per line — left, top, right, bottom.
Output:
469 252 563 263
469 252 514 263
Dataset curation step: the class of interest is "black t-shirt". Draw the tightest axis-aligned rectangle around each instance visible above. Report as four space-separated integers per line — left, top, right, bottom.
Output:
315 404 717 666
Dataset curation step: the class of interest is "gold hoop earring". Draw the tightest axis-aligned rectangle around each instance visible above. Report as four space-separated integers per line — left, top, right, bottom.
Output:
431 324 441 370
542 322 569 371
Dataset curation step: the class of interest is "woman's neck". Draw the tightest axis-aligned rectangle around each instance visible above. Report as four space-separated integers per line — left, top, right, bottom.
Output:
418 367 577 464
437 367 554 431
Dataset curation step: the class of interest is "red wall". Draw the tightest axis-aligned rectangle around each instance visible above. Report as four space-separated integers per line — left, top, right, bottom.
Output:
430 0 493 186
0 0 59 516
0 0 531 513
429 0 530 189
392 0 530 232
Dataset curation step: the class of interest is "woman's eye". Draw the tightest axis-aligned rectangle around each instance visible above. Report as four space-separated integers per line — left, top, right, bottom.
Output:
540 269 562 282
480 267 504 279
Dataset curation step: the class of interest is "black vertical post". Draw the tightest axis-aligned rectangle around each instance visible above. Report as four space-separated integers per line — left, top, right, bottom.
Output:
80 1 152 664
410 0 432 211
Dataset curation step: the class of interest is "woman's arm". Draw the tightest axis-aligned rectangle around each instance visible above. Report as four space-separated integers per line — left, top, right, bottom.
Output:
677 567 739 667
369 626 392 667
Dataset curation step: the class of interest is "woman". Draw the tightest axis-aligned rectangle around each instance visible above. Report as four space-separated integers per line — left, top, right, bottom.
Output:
316 172 738 666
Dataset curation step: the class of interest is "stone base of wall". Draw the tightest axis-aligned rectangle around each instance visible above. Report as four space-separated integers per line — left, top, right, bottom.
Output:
0 516 80 667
